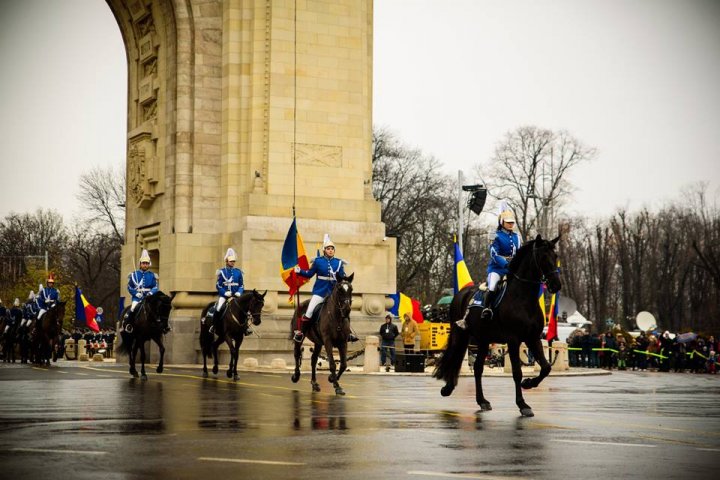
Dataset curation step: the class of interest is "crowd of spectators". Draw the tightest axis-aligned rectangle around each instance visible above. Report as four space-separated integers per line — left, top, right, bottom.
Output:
566 329 718 373
59 328 116 358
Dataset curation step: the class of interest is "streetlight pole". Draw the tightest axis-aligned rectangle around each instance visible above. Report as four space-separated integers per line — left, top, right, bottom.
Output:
458 170 464 253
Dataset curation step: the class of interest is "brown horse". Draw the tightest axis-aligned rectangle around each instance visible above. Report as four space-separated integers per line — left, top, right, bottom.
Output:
199 290 266 381
116 292 172 379
33 301 66 366
291 273 354 395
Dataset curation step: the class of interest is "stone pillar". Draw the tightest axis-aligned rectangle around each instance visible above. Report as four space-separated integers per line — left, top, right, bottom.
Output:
363 335 380 373
552 341 570 371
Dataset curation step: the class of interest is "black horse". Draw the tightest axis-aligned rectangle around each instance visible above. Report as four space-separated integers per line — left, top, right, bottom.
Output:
0 313 17 363
117 292 172 379
434 235 562 417
199 289 266 381
33 302 66 366
291 273 354 395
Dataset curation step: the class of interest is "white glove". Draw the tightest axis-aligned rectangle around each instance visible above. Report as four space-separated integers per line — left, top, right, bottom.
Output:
147 291 153 296
224 291 231 298
294 266 300 273
135 292 143 299
234 292 241 297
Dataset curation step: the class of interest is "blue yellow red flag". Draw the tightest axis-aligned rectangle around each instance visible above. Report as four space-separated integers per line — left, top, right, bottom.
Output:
538 284 547 325
280 217 310 301
74 286 99 332
453 235 474 294
387 292 425 323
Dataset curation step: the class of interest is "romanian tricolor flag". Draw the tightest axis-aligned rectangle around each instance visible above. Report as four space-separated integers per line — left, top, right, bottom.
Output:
547 289 559 342
388 292 424 323
280 217 310 301
75 286 99 332
453 235 474 294
538 284 547 324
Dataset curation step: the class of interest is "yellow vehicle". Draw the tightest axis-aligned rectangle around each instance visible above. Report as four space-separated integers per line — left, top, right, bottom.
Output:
418 321 451 352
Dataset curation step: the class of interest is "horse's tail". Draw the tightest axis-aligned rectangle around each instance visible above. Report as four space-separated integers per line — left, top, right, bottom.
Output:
432 285 475 390
116 331 133 356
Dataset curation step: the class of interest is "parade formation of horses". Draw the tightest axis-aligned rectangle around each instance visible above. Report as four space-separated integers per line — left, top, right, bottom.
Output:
33 302 66 366
199 289 266 381
117 292 172 379
434 234 562 417
291 273 354 395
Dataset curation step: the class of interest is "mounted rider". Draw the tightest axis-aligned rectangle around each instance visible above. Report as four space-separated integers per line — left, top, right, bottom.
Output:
21 291 38 329
292 234 358 343
209 247 244 335
36 273 60 328
4 298 23 334
457 202 522 329
124 249 160 333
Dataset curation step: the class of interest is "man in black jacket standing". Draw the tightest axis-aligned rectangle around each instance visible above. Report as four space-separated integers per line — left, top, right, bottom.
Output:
379 314 399 368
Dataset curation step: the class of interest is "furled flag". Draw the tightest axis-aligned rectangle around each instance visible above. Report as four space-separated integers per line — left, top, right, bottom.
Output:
547 289 559 343
75 286 99 332
280 217 310 301
546 260 561 342
538 284 547 324
387 292 425 323
453 235 474 294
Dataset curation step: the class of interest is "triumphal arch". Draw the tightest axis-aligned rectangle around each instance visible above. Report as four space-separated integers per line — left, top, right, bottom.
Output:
107 0 395 363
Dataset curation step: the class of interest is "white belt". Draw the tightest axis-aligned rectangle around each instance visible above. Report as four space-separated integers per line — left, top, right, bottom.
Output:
317 276 334 281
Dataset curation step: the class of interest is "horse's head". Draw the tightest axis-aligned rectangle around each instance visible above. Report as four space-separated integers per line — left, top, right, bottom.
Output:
146 292 172 328
509 234 562 293
333 272 354 316
247 289 266 326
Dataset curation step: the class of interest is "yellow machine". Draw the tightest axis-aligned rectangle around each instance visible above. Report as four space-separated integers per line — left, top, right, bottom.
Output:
419 322 451 351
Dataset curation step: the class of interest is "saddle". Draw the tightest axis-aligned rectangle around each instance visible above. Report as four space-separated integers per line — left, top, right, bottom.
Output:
469 278 508 310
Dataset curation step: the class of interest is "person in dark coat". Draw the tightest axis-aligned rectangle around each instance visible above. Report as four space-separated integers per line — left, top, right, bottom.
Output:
379 314 399 367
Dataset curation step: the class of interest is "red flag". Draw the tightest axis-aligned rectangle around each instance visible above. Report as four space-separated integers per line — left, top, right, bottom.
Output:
547 291 559 342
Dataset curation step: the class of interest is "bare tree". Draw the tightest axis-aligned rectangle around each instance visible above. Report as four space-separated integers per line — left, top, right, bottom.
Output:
76 165 125 242
481 126 596 240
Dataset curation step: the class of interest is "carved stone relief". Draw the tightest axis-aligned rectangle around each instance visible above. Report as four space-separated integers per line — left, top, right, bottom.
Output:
293 143 343 168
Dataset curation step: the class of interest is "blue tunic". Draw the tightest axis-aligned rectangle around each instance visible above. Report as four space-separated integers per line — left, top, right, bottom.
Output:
487 229 522 276
127 270 159 299
297 256 346 297
216 267 244 296
37 286 60 310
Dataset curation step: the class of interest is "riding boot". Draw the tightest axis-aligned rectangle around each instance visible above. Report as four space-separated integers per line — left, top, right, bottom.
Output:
293 316 310 343
480 290 494 321
348 330 359 343
124 310 135 333
210 308 222 336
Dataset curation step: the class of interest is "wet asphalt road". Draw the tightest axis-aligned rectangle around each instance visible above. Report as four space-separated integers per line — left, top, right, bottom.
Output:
0 361 719 480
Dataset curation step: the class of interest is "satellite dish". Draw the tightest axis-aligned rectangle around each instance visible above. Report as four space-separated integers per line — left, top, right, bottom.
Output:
636 311 657 331
558 296 577 316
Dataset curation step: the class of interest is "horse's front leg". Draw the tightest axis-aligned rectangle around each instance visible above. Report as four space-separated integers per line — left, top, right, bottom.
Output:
310 343 321 392
129 342 139 378
521 339 551 390
225 336 235 379
139 342 148 380
231 337 242 381
474 342 492 411
155 338 165 374
291 340 302 383
508 340 533 417
332 342 347 396
323 341 340 387
211 334 224 375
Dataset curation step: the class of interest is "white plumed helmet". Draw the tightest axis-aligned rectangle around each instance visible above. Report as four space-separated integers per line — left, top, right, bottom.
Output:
322 233 335 249
224 247 237 262
139 249 151 265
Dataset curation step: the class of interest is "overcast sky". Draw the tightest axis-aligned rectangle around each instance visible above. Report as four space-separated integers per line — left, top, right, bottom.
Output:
1 0 719 221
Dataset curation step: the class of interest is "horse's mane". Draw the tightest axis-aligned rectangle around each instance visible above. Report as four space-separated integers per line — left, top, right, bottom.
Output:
508 239 540 274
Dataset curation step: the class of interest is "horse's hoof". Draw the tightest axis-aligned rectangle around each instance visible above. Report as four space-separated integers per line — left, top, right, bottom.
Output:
233 374 239 381
311 382 321 392
335 388 345 396
156 366 163 374
226 370 232 378
141 374 148 381
440 384 455 397
520 408 534 417
212 365 218 374
202 371 208 378
130 371 139 378
291 372 300 383
479 402 492 411
521 378 534 389
328 374 336 383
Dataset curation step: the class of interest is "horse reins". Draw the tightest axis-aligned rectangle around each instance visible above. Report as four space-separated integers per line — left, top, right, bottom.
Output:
512 242 559 286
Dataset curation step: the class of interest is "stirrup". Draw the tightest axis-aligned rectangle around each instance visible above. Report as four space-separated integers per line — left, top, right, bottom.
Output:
455 319 468 330
293 330 304 343
124 323 134 334
162 326 172 334
348 333 359 343
481 307 493 320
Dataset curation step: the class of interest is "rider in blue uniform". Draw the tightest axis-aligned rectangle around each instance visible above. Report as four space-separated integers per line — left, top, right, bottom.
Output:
22 291 39 329
5 298 23 334
37 273 60 328
124 249 160 333
457 203 522 329
292 234 358 343
209 247 244 335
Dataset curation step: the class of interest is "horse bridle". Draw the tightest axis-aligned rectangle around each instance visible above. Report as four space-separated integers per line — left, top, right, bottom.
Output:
226 294 263 327
512 241 560 286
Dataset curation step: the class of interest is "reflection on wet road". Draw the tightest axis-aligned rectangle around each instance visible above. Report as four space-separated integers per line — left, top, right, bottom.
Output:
1 363 718 479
